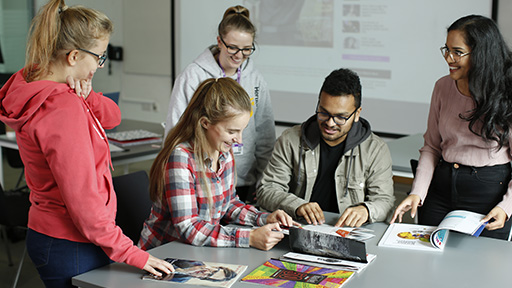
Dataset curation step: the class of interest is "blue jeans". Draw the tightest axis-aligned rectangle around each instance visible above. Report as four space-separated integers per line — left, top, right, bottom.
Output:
26 229 112 288
419 160 512 240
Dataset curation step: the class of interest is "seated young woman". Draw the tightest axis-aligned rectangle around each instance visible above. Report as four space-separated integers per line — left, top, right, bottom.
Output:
139 78 296 251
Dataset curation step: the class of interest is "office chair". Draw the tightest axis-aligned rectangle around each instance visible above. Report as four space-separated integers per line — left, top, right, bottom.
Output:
0 122 28 192
113 170 153 244
0 183 31 288
103 92 120 105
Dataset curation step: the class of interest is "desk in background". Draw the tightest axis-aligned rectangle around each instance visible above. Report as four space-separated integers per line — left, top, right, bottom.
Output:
0 119 163 186
106 119 163 173
387 133 423 178
73 212 512 288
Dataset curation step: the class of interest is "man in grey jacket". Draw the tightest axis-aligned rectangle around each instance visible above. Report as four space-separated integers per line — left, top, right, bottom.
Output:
257 68 394 227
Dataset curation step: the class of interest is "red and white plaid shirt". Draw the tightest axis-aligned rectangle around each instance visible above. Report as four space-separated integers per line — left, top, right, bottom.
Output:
139 141 268 250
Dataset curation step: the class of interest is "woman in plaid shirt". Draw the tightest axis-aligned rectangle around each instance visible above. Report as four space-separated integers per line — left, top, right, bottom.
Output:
139 78 296 251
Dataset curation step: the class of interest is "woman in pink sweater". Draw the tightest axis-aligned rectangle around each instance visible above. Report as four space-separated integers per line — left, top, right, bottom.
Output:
0 1 173 286
391 15 512 240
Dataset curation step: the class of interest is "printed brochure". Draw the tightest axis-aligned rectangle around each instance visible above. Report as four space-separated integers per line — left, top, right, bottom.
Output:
142 258 247 288
378 210 487 251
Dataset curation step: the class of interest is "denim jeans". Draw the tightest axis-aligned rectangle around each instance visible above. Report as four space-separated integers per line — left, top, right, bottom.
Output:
419 160 512 240
26 229 112 288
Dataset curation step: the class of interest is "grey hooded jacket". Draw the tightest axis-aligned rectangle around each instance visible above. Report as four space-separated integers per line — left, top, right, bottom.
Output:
165 46 275 186
257 115 394 223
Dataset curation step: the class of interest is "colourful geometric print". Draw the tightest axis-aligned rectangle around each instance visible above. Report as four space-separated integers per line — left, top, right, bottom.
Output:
241 259 354 287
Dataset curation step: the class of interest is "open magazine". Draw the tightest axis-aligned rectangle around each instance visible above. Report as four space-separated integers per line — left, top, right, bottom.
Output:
142 258 247 288
289 227 367 262
278 226 376 273
378 210 487 251
300 224 375 241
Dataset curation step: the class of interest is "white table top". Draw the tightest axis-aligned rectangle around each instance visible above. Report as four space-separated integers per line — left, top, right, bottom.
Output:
72 213 512 288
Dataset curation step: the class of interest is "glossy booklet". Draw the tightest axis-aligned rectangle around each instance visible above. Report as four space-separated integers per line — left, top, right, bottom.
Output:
141 258 247 288
288 227 367 263
378 210 487 251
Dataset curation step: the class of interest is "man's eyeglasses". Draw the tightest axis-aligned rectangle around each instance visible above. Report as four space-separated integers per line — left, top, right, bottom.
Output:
316 107 358 125
440 46 470 63
220 37 255 56
76 48 107 66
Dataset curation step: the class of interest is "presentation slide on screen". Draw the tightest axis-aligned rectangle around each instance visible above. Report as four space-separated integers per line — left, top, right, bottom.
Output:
177 0 493 135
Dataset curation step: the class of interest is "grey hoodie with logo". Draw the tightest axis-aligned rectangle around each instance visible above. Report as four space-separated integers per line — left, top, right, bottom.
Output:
165 46 275 187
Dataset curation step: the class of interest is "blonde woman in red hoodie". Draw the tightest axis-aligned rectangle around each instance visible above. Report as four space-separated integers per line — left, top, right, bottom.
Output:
0 1 173 286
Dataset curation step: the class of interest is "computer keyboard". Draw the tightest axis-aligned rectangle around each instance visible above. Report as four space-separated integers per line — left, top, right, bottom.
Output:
107 129 161 141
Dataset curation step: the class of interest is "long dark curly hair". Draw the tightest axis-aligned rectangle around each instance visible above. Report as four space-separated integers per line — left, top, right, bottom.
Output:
450 15 512 149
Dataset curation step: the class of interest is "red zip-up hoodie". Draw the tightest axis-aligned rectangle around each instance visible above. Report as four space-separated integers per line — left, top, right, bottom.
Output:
0 69 148 269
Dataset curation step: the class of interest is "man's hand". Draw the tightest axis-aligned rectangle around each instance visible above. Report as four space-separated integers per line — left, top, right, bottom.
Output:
266 209 301 227
335 205 368 227
296 202 325 225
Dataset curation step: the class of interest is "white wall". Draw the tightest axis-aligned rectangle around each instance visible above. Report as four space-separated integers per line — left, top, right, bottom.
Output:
498 1 512 48
35 0 171 123
0 0 32 73
34 0 512 133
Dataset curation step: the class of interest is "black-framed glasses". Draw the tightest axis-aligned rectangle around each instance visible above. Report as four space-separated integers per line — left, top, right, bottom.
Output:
219 37 255 56
316 106 358 125
77 48 107 66
440 46 470 63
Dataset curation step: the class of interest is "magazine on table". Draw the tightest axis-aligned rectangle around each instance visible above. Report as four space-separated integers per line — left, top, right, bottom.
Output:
275 224 376 273
241 259 354 288
141 258 247 288
378 210 488 251
300 223 375 241
288 226 368 263
280 251 377 273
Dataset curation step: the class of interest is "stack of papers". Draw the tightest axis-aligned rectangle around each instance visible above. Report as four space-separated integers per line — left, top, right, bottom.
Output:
281 252 377 273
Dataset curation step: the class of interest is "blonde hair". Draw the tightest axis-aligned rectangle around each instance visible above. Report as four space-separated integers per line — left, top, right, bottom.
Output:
149 78 251 204
24 0 113 82
218 5 256 39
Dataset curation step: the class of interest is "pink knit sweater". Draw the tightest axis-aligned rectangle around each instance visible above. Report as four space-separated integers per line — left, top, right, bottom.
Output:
411 75 512 217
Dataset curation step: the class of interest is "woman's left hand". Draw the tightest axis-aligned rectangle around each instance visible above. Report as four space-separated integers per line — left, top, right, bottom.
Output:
481 206 507 230
266 209 300 228
66 70 94 99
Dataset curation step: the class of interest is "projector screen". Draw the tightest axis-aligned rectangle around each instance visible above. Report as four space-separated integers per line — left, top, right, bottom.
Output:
175 0 494 136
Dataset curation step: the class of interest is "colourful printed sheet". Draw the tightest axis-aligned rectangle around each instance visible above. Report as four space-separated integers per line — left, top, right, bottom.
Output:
241 259 354 287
